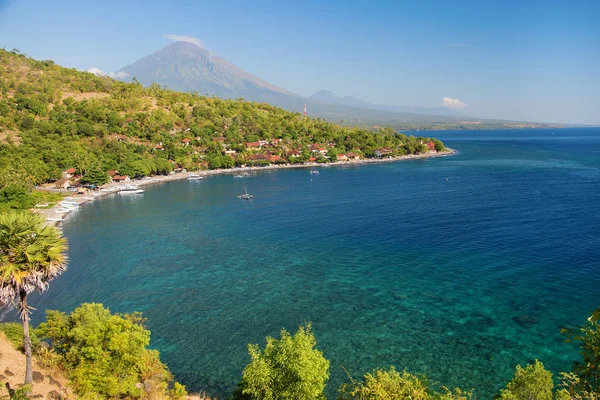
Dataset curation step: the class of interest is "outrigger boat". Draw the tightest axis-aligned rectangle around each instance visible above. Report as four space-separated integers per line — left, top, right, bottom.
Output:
237 187 254 200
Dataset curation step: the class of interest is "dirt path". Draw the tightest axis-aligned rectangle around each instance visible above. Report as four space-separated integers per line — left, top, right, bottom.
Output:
0 336 71 399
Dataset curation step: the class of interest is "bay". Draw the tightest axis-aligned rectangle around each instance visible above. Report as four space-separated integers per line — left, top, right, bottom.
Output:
26 128 600 398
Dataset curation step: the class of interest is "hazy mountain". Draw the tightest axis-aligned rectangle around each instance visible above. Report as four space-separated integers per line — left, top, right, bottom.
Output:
116 42 487 127
118 41 300 104
309 90 372 108
309 89 464 117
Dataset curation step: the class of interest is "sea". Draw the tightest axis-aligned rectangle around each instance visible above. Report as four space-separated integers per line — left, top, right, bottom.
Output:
23 128 600 398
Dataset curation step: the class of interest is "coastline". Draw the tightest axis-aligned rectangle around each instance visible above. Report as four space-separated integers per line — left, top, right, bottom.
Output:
35 148 455 227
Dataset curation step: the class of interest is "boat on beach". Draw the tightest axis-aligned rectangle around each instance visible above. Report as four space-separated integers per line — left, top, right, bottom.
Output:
118 185 144 194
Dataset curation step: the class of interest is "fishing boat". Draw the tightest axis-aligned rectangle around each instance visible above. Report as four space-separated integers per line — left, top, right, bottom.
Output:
118 185 144 194
237 187 254 200
310 169 320 175
187 174 204 180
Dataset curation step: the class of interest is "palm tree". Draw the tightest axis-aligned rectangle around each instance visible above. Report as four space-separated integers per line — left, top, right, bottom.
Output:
0 210 68 385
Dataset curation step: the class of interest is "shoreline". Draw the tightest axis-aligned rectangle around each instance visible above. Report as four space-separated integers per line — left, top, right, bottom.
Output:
35 148 456 227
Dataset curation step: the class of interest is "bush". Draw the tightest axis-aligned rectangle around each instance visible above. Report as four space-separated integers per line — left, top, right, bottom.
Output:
496 361 553 400
235 323 329 400
36 303 186 399
0 322 40 351
338 367 429 400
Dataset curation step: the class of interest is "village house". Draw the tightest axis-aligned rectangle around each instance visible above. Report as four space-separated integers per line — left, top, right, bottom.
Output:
375 148 393 157
112 175 130 182
54 177 70 190
181 138 191 146
225 150 237 156
246 141 262 150
426 141 436 151
337 154 348 162
258 140 269 146
107 170 118 178
155 142 164 150
347 152 360 160
269 155 282 163
270 138 282 145
64 168 77 179
247 154 269 161
287 150 301 158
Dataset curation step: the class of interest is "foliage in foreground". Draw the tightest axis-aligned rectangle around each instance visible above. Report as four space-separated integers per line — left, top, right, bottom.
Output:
36 303 186 400
0 209 68 384
496 361 554 400
338 366 471 400
234 323 330 400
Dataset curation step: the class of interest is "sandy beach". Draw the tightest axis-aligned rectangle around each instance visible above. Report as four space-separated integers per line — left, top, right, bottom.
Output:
35 148 455 227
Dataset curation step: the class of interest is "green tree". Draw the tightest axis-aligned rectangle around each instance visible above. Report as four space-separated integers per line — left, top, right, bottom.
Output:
235 323 330 400
0 210 68 385
496 361 553 400
562 308 600 394
338 367 471 400
80 166 109 186
338 367 429 400
37 302 186 399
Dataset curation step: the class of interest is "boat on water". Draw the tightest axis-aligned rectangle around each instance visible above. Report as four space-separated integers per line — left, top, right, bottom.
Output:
187 174 204 180
237 187 254 200
118 185 144 194
233 174 244 179
310 169 320 175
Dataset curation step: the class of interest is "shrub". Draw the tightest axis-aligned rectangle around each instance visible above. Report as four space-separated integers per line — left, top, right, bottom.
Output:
496 361 553 400
235 323 329 400
0 322 40 351
36 303 186 399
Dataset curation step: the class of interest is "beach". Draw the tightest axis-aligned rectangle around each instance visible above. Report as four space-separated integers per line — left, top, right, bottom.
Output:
35 148 455 227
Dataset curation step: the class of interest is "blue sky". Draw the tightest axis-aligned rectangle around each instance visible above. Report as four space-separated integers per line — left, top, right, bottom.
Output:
1 0 599 124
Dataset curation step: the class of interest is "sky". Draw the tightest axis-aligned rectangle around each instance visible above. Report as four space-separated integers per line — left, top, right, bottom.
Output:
0 0 599 124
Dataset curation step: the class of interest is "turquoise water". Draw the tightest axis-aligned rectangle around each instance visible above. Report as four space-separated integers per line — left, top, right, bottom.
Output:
24 128 600 398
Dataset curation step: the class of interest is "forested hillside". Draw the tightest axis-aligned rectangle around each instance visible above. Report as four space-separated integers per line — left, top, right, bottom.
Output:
0 49 442 193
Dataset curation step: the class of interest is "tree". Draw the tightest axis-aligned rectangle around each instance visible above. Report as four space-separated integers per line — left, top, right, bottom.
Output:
562 308 600 394
235 323 330 400
338 367 429 400
36 303 186 399
80 166 109 186
496 361 553 400
338 367 471 400
0 210 68 385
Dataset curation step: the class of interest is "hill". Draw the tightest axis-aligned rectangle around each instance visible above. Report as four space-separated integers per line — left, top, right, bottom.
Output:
0 49 445 207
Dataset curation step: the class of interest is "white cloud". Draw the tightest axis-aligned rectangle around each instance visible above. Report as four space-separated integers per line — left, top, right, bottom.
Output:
110 70 130 78
87 67 105 76
162 33 203 47
441 97 467 109
87 67 129 79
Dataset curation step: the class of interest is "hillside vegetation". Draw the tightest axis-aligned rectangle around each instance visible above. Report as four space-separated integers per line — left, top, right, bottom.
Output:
0 49 443 199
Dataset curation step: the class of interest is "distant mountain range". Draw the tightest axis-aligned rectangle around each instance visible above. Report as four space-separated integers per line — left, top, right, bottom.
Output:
115 41 564 129
308 90 463 117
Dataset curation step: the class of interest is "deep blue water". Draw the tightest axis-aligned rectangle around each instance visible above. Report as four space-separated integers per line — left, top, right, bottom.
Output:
26 128 600 398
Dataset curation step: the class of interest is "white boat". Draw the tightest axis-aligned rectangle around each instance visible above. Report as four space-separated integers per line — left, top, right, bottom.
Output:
118 185 144 194
237 187 254 200
187 174 204 180
233 174 244 179
310 169 320 175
